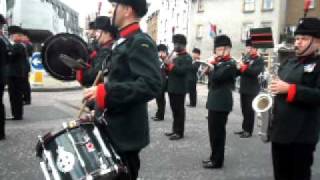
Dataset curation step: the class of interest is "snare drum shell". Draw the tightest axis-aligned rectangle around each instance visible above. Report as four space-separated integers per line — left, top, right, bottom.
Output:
40 123 119 180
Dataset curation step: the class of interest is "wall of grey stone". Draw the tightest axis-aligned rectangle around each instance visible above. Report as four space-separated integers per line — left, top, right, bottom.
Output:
187 0 287 60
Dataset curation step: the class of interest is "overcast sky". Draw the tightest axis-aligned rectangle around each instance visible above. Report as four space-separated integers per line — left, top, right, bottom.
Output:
62 0 111 27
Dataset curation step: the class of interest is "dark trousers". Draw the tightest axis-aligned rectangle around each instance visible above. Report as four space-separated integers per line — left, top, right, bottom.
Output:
7 77 24 119
188 80 197 106
240 94 256 134
0 82 5 137
155 91 166 120
208 110 229 166
169 93 186 136
115 151 141 180
22 75 31 104
272 142 316 180
96 123 140 180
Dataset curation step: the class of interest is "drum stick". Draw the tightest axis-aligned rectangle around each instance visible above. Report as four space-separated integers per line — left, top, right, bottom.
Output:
78 71 103 118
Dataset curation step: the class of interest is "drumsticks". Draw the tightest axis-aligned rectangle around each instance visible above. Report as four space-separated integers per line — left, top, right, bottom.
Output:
78 71 103 118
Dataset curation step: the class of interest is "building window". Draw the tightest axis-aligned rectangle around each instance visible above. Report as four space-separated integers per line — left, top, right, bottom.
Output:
261 21 272 28
286 26 296 36
7 0 15 10
243 0 255 12
196 24 203 39
176 13 179 28
198 0 204 12
241 22 254 40
262 0 273 11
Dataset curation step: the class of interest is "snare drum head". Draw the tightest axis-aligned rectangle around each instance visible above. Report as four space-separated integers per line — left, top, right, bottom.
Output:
41 123 118 179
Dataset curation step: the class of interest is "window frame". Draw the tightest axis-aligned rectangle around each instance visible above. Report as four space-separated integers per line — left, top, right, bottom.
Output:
196 24 204 39
260 21 272 28
243 0 256 13
262 0 274 11
198 0 204 13
241 22 254 41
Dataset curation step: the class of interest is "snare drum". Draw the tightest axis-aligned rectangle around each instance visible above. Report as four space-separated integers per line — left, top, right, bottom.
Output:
36 120 126 180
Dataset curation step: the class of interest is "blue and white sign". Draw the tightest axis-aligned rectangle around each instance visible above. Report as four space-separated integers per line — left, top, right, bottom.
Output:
31 52 44 70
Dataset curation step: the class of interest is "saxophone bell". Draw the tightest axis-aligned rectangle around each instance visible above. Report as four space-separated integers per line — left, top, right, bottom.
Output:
252 93 273 113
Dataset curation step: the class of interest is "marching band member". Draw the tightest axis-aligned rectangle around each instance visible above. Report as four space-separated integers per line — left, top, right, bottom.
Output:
0 14 10 139
151 44 169 121
165 34 193 140
76 16 117 88
21 30 33 105
203 35 237 169
84 0 161 179
234 39 264 138
87 21 99 53
269 17 320 180
6 26 27 121
186 48 201 107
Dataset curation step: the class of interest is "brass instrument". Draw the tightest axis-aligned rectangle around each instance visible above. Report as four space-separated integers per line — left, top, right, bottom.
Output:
163 50 175 65
252 53 279 143
198 57 215 78
235 53 248 70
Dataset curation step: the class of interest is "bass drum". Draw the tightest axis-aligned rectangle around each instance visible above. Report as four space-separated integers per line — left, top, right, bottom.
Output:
41 33 89 81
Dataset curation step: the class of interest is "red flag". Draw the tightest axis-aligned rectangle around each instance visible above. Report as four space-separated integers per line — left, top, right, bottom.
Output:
211 24 216 33
304 0 312 12
209 24 217 38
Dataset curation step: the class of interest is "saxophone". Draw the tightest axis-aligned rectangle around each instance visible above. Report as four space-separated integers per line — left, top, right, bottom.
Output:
252 54 279 143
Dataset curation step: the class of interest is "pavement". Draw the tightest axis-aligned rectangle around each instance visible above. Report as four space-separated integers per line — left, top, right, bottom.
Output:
29 74 81 92
0 84 320 180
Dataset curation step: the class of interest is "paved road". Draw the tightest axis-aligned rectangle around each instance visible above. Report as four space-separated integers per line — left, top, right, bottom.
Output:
0 85 319 180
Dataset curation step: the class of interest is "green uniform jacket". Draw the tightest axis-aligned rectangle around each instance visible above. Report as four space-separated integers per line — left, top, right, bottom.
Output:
271 55 320 144
101 30 161 152
6 43 26 77
81 47 111 87
159 61 168 92
238 56 264 95
0 36 11 84
23 43 33 75
167 53 193 94
187 61 200 83
206 60 237 112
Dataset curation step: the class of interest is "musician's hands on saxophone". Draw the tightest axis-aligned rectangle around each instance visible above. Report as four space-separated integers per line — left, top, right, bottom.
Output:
269 78 290 95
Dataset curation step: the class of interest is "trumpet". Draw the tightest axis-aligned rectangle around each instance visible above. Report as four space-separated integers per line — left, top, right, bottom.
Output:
236 52 257 70
197 57 215 77
163 50 176 65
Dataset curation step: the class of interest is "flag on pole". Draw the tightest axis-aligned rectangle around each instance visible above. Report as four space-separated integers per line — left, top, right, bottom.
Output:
209 23 217 38
304 0 312 17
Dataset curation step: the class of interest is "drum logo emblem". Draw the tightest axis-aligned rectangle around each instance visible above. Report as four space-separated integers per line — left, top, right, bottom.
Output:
56 146 75 173
86 142 95 152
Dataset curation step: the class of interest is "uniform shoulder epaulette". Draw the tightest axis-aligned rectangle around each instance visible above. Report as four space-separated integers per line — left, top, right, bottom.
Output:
128 32 157 51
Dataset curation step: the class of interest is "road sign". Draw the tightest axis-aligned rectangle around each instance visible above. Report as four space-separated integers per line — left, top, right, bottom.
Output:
31 52 44 70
